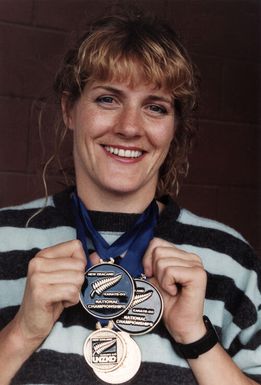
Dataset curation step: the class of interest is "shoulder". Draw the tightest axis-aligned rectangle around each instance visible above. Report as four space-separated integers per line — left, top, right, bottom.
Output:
0 189 76 252
177 208 249 245
157 196 260 277
157 196 248 246
158 195 249 247
176 207 261 279
0 196 53 228
158 195 246 243
0 188 74 228
0 196 53 212
177 207 246 243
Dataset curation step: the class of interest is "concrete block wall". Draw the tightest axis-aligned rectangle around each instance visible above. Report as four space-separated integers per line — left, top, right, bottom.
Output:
0 0 260 254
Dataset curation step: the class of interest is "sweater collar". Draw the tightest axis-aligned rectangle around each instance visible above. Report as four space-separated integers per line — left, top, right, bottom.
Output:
53 187 181 233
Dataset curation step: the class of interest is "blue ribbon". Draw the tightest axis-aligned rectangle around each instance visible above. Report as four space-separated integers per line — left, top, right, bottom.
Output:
71 191 159 277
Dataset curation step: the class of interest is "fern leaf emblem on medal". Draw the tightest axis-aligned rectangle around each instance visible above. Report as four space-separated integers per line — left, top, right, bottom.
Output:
80 263 135 319
114 278 164 335
90 274 122 298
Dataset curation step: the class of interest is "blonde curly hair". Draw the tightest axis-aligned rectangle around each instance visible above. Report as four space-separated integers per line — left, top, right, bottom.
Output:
53 11 199 197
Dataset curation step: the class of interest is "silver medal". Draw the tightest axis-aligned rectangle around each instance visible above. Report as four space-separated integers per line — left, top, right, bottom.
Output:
83 323 127 372
114 278 163 335
93 331 141 384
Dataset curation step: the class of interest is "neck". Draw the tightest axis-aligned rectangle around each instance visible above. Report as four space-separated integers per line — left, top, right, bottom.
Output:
76 180 157 214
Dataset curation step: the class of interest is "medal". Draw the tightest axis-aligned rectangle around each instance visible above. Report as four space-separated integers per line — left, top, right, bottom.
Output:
114 278 163 335
80 263 135 319
83 321 127 372
93 331 141 384
72 191 162 382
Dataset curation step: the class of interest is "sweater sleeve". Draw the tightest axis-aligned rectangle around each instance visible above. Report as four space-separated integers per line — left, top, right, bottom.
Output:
221 254 261 382
163 205 261 382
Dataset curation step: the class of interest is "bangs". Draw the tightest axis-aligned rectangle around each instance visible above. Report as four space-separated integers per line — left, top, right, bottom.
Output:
86 54 168 90
76 31 193 98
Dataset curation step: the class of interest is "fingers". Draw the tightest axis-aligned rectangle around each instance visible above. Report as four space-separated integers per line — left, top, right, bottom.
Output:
156 263 206 296
29 269 85 287
143 238 176 276
37 283 82 308
143 237 202 277
143 237 207 295
89 251 101 266
143 238 207 342
27 240 87 309
28 256 86 274
35 239 86 262
15 240 89 342
29 239 86 275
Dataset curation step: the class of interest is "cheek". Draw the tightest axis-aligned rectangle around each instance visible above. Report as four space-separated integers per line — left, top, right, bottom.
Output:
152 123 175 153
73 112 107 141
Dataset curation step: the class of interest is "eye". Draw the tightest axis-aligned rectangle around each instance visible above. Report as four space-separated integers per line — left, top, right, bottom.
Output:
148 104 167 114
96 96 114 104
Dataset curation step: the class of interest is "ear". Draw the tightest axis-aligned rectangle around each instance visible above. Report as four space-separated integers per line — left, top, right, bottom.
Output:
61 92 74 130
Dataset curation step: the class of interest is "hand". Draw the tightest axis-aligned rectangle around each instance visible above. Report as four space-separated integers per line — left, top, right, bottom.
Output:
143 238 207 343
13 240 86 345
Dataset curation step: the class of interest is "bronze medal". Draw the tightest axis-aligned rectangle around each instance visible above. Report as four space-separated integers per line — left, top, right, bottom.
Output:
114 278 163 335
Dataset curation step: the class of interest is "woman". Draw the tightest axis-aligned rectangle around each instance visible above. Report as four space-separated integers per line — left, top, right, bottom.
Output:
0 12 260 385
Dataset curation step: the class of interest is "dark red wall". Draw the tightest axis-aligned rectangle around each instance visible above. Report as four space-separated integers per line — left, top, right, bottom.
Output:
0 0 260 254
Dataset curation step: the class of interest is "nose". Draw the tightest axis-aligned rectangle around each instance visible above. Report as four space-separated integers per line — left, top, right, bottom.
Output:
114 106 143 138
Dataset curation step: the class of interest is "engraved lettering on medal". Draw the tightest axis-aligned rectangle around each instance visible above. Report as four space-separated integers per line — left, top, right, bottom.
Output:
132 307 154 314
92 337 118 364
113 279 164 335
83 327 127 372
90 274 122 297
103 291 127 297
88 272 114 277
115 314 154 327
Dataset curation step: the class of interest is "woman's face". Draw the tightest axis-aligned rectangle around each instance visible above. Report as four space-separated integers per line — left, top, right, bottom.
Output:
63 78 175 204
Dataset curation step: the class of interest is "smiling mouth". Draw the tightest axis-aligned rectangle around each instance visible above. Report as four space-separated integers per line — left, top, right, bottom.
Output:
104 145 143 159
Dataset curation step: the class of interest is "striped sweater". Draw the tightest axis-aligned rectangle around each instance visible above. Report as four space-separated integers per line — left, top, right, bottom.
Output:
0 189 260 385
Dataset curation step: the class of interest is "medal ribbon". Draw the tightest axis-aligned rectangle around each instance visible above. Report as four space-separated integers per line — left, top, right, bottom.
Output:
71 191 158 277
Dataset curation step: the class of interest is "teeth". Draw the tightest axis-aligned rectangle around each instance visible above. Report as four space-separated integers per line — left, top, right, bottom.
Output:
105 146 142 158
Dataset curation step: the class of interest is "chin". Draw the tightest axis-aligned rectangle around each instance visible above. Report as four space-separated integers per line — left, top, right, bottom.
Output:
100 174 157 196
102 181 143 195
106 186 140 196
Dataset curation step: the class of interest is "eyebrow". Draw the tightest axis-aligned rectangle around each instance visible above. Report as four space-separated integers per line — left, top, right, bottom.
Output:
91 85 173 105
147 95 173 105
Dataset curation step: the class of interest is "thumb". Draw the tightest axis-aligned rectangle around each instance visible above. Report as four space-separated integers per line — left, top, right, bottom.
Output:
89 251 101 266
